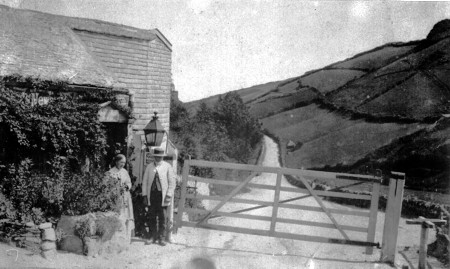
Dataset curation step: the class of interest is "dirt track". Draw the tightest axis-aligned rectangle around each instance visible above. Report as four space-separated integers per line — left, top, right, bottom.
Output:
0 136 435 268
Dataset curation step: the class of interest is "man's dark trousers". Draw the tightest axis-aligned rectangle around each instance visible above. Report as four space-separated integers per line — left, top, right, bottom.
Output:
149 190 167 241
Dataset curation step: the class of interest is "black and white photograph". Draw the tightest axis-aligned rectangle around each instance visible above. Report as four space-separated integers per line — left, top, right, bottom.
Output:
0 0 449 268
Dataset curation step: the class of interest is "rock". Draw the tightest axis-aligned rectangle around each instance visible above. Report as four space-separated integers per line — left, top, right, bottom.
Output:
38 223 52 229
26 228 41 234
25 222 35 228
22 232 39 237
56 212 126 256
24 243 41 252
42 228 56 241
84 237 101 257
25 236 41 244
56 215 79 236
41 241 56 251
56 214 96 236
41 249 57 259
59 235 83 255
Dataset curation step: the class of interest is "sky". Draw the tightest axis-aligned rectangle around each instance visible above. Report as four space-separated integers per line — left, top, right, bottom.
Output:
2 0 450 102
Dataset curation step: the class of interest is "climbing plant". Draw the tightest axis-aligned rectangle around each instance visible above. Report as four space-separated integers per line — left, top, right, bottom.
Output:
0 75 128 222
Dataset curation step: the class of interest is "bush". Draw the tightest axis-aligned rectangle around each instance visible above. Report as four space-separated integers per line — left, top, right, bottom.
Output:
1 157 122 223
74 218 94 240
95 215 122 241
62 170 123 216
0 192 16 221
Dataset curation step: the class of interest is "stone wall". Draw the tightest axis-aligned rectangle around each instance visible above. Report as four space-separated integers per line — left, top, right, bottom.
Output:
0 221 57 259
74 30 172 131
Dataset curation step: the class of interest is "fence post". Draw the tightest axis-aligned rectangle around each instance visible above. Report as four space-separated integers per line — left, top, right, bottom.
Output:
418 221 433 269
380 172 405 264
166 148 178 242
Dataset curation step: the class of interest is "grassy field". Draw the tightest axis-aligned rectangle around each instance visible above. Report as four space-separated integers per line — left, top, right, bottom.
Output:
185 77 297 114
261 104 353 141
285 120 425 168
277 79 300 94
359 72 450 120
325 71 413 109
248 89 317 118
299 69 366 94
261 104 428 169
325 38 450 120
329 44 416 71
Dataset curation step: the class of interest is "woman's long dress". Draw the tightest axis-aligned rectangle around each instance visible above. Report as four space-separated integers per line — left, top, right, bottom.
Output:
108 167 135 241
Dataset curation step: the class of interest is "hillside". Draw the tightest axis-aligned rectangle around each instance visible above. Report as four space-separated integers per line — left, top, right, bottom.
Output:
186 20 450 193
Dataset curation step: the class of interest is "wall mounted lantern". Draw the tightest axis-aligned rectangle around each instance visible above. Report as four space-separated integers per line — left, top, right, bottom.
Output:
143 112 165 147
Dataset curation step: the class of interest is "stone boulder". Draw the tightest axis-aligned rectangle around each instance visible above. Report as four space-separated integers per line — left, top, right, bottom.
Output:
58 235 83 255
56 212 127 256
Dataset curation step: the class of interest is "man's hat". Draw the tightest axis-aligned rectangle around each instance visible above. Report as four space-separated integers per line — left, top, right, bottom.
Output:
151 147 166 157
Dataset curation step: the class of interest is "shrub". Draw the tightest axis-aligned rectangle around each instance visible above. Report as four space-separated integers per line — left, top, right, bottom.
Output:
74 218 94 240
95 215 122 241
74 215 122 242
1 157 122 223
0 191 16 221
62 170 123 216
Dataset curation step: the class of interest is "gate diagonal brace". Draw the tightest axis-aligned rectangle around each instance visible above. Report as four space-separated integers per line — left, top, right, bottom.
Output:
196 172 257 225
297 176 350 240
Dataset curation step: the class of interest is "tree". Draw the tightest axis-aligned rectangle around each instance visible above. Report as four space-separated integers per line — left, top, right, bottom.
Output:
169 93 262 167
213 92 262 162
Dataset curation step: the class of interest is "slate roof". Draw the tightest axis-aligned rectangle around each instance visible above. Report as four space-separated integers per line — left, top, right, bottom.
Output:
0 5 171 88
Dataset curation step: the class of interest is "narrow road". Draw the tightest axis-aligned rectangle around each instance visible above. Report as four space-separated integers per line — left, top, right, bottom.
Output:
172 135 425 269
0 135 427 268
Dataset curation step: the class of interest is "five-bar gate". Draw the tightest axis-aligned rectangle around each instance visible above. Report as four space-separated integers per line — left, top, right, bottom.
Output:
175 160 383 253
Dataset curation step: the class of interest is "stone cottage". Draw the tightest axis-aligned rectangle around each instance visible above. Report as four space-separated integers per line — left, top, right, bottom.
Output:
0 5 173 181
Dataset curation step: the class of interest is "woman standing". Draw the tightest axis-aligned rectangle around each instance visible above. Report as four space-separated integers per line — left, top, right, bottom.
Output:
107 154 135 242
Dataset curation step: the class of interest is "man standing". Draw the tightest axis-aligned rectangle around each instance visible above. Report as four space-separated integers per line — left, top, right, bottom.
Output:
142 147 176 246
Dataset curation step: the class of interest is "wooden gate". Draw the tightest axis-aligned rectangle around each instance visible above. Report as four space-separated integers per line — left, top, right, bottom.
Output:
175 160 382 253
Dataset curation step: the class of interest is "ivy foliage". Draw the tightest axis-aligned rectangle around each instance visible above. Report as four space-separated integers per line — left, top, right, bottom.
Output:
0 79 113 169
0 76 127 223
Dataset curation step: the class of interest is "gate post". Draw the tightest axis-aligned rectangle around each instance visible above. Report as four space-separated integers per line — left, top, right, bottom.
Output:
174 159 190 233
380 172 405 265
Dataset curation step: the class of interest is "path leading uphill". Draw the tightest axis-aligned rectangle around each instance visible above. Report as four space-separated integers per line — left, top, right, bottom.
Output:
0 136 434 268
